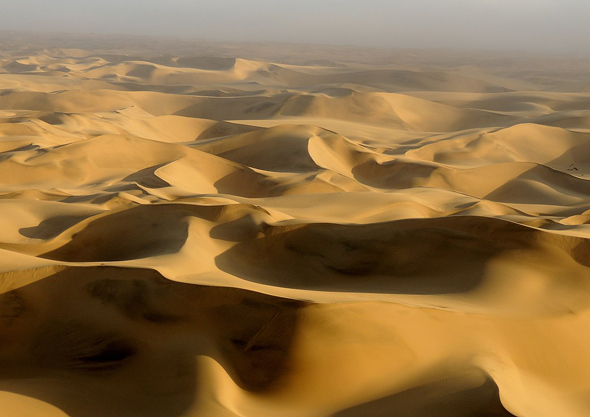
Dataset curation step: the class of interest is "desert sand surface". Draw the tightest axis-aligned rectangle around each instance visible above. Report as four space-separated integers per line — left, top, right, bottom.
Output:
1 32 590 417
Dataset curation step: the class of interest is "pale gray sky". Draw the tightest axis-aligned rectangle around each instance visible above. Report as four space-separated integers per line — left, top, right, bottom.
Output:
3 0 590 53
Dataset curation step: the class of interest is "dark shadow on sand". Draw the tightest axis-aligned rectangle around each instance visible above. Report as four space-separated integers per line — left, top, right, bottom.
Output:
215 216 543 294
0 266 304 417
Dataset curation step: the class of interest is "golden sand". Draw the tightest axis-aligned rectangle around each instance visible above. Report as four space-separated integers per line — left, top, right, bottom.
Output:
1 35 590 416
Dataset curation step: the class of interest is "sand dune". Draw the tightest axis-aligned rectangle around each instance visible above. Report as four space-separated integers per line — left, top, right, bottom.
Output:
1 35 590 417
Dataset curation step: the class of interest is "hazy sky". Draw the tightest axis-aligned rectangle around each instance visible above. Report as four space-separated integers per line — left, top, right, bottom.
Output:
4 0 590 53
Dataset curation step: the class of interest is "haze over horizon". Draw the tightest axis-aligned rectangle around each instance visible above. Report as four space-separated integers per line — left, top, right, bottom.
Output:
3 0 590 54
4 2 590 416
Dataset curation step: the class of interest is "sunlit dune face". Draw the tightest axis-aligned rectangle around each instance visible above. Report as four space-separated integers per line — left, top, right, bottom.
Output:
3 37 590 417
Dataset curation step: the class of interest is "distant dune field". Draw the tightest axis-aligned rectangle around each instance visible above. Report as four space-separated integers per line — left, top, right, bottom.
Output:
1 34 590 417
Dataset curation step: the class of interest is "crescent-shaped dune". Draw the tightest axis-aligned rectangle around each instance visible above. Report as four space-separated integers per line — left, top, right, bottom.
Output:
1 34 590 417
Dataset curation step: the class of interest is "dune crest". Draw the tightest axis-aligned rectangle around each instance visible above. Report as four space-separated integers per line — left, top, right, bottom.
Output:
1 36 590 417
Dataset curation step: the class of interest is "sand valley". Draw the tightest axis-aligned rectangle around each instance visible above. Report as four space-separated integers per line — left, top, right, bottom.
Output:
1 34 590 416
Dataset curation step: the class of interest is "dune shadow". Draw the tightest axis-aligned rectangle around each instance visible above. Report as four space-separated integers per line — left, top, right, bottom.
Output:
214 216 541 294
20 214 95 240
213 169 279 198
0 266 304 417
122 163 172 189
39 204 221 262
545 137 590 173
0 144 40 162
484 164 590 206
351 159 437 189
195 121 259 141
108 82 196 94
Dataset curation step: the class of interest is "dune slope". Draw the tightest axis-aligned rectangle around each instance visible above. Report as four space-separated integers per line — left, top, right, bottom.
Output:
1 35 590 417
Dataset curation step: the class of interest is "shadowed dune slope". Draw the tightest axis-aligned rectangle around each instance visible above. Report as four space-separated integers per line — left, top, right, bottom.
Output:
2 37 590 417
